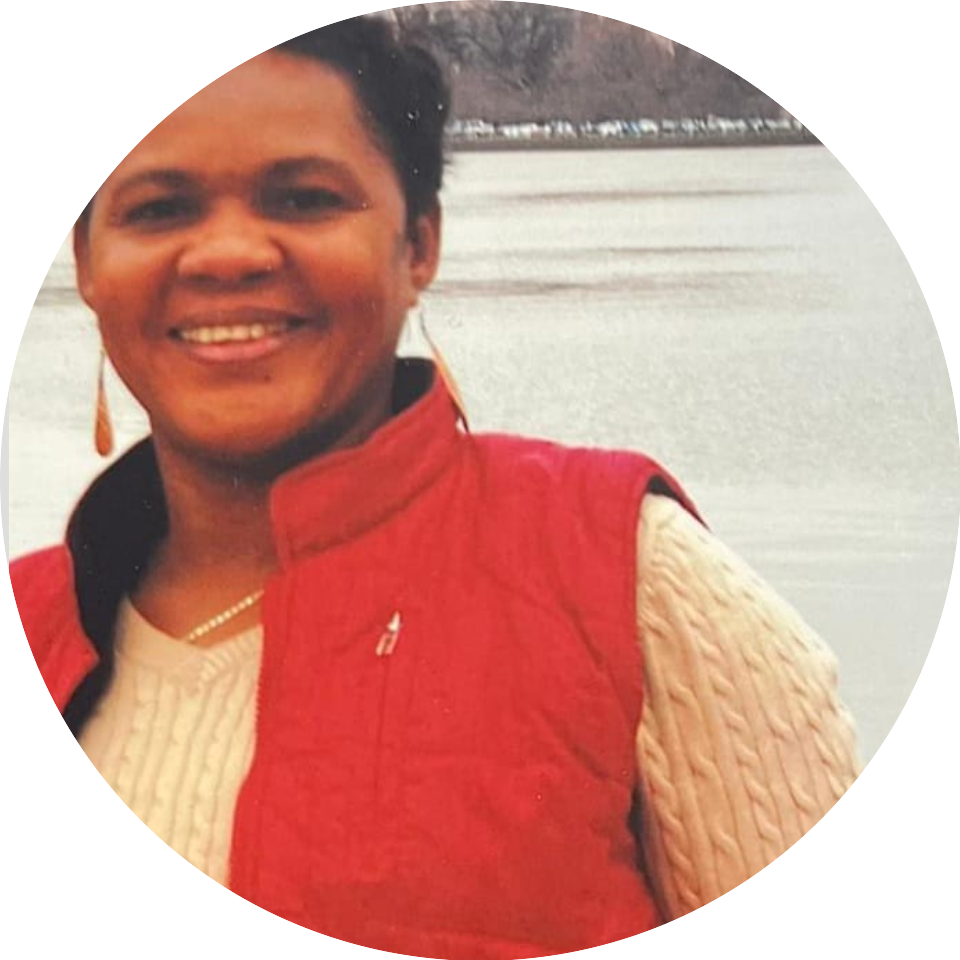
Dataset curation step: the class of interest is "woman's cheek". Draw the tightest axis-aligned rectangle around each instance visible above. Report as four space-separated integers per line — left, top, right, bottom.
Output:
88 265 152 327
317 258 396 326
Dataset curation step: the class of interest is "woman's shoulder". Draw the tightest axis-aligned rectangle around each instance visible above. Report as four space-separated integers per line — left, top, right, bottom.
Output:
637 494 787 622
472 430 664 473
635 493 847 688
9 544 98 710
469 432 696 517
9 544 75 630
10 543 73 592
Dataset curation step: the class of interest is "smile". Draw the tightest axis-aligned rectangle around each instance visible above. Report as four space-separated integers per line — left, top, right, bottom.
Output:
175 321 291 345
170 312 310 364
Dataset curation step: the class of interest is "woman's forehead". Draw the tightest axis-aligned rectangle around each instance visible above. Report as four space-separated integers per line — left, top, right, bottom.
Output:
185 51 352 115
108 53 385 184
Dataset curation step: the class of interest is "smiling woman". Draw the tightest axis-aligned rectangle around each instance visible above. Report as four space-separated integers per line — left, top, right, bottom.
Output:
9 13 860 960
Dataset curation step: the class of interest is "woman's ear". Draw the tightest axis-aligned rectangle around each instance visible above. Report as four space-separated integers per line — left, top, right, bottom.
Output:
407 202 442 297
73 220 96 309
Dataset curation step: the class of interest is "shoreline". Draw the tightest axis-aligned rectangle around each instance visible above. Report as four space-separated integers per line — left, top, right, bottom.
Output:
449 132 821 152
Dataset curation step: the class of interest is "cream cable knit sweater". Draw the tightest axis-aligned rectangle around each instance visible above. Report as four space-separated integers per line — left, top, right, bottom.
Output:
81 495 861 914
80 605 262 884
634 495 861 919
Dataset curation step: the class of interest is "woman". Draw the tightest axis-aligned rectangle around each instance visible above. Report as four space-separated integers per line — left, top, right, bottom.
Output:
10 15 859 959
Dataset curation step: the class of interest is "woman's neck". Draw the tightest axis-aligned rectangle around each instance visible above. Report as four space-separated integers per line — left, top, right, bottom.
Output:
128 443 278 642
151 444 279 579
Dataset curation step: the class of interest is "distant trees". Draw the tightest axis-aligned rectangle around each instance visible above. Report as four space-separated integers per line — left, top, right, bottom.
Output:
461 2 574 91
392 2 574 92
663 41 768 117
385 2 787 122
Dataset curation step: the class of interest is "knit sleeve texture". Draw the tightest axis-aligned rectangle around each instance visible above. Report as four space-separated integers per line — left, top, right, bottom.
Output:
633 494 861 920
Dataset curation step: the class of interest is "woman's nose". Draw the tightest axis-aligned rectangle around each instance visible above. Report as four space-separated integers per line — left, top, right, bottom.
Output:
177 206 283 285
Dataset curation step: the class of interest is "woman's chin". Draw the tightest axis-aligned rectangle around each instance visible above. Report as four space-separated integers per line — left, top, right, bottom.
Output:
147 375 395 480
154 415 357 482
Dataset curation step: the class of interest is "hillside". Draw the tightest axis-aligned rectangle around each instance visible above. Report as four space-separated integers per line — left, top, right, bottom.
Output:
385 2 791 124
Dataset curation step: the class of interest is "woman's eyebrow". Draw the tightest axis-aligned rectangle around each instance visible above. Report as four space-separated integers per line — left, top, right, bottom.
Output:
267 157 355 180
111 169 195 200
108 160 359 203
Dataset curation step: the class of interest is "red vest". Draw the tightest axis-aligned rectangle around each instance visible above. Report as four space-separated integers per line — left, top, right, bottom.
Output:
11 361 694 959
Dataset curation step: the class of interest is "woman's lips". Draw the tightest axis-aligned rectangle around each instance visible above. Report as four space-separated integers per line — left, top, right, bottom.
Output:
170 311 308 364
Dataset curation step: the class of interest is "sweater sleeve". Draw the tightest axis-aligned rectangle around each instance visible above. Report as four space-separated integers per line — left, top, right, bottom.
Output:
633 494 861 921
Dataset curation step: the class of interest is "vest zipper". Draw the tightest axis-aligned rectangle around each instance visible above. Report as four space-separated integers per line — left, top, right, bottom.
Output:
372 611 402 799
375 611 402 656
227 588 271 893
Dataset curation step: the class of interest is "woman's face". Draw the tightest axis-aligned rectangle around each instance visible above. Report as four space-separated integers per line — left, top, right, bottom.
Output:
75 51 440 469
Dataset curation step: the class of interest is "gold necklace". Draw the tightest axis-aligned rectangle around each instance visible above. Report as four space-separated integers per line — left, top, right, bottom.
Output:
182 589 265 644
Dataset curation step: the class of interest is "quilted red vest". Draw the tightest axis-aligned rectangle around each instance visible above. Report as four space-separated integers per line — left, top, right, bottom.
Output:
11 360 695 959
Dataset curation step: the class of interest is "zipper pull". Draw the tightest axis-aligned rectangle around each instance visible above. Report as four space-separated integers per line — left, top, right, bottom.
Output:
375 611 402 657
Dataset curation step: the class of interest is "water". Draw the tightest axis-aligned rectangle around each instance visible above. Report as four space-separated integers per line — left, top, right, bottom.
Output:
8 146 959 761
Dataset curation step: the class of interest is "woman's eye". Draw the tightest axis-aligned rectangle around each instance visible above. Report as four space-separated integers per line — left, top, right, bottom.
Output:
265 188 346 219
124 197 196 227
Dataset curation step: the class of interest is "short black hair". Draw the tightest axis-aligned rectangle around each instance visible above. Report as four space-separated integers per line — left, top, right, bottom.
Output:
276 16 450 234
78 16 451 233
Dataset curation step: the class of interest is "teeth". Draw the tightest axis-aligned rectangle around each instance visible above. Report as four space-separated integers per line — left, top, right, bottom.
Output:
179 322 285 344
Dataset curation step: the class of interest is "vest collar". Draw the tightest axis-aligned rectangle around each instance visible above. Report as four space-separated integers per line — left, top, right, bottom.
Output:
269 358 463 564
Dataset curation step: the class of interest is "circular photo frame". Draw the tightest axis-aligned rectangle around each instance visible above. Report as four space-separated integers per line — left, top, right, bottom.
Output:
2 2 957 958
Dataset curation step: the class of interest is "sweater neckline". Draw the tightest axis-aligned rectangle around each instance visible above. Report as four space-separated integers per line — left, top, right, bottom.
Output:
116 597 262 677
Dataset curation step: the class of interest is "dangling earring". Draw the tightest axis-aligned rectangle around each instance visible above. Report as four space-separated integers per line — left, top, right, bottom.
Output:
418 306 469 431
94 346 115 457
